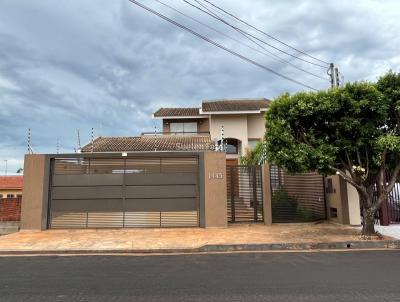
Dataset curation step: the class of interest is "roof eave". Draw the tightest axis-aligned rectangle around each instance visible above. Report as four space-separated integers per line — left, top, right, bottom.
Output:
152 115 205 119
199 108 268 115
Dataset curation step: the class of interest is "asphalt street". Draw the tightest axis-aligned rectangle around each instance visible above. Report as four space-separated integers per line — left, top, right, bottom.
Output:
0 250 399 302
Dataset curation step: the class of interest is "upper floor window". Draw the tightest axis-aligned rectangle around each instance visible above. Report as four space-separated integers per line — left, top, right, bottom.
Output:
170 122 197 134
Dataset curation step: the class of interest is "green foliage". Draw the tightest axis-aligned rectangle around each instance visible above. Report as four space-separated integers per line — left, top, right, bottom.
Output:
271 188 316 222
296 206 315 222
240 141 263 165
271 188 297 208
271 188 298 222
264 72 400 179
258 71 400 234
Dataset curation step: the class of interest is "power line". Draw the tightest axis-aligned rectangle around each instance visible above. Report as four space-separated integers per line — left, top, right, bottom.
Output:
184 0 328 69
152 0 327 81
127 0 318 91
199 0 330 66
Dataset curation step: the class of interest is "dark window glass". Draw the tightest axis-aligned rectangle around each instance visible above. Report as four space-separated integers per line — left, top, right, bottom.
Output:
225 139 238 154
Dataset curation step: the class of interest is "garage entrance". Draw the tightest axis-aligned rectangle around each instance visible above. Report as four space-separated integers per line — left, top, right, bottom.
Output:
48 155 200 228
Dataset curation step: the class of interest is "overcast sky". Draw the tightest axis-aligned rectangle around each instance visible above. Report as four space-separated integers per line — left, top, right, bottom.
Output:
1 0 399 174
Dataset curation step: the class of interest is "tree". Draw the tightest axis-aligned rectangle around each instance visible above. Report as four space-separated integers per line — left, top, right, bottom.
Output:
262 71 400 236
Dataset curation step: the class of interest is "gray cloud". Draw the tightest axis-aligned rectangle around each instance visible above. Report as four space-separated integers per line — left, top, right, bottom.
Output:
0 0 399 173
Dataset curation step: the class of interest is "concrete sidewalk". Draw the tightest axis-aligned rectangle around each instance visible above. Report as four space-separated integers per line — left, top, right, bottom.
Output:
0 222 398 254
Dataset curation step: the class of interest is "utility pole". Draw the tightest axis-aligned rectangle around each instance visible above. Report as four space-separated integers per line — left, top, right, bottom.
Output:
329 63 336 88
328 63 342 88
77 129 82 151
4 160 7 176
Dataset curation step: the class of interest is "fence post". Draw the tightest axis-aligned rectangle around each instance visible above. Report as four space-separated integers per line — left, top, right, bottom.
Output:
252 167 258 222
379 198 390 226
230 166 235 223
261 164 272 225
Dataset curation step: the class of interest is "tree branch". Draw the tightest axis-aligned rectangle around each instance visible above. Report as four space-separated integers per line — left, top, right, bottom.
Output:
391 106 400 133
356 148 362 166
365 147 369 178
331 167 364 192
344 149 354 169
385 161 400 194
374 161 400 211
338 156 355 180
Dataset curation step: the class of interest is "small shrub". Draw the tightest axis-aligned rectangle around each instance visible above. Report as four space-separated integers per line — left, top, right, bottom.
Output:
271 188 298 222
296 206 315 222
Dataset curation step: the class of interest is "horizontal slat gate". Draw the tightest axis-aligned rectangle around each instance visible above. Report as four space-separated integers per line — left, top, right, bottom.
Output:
270 166 326 222
227 165 263 223
49 157 199 228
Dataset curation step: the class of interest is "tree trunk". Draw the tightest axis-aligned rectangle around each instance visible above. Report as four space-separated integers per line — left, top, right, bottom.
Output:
362 207 376 236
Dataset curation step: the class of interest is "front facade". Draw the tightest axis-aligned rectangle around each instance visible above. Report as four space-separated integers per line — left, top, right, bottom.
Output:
20 99 272 230
153 99 270 160
19 98 348 230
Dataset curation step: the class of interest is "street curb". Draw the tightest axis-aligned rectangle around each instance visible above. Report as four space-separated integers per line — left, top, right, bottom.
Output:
200 240 400 252
0 240 399 255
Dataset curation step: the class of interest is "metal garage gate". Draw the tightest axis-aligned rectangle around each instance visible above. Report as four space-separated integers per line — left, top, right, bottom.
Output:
48 156 200 228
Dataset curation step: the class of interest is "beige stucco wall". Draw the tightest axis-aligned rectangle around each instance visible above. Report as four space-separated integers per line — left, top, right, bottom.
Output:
209 115 248 155
346 180 361 225
209 113 265 156
325 175 348 224
21 154 49 230
247 113 265 139
325 175 361 225
203 151 227 228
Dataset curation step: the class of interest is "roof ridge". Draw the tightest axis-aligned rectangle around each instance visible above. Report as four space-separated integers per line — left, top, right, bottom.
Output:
202 98 270 103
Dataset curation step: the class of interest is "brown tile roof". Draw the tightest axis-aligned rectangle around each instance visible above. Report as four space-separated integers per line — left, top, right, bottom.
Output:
0 176 23 189
202 99 270 112
153 108 200 117
153 99 270 117
81 136 214 152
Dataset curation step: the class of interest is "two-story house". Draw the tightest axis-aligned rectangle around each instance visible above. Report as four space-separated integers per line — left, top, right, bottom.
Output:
152 99 270 163
82 99 270 165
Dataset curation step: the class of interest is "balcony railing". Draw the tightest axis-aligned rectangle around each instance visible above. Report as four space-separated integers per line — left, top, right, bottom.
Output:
141 131 210 136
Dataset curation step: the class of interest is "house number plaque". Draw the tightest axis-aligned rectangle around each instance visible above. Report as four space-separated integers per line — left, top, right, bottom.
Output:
208 171 223 179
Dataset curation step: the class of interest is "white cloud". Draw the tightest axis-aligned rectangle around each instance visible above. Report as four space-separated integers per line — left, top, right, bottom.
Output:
0 0 399 172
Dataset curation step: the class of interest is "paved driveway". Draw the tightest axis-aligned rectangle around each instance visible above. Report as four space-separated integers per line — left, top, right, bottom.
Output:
0 223 370 252
0 251 399 301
